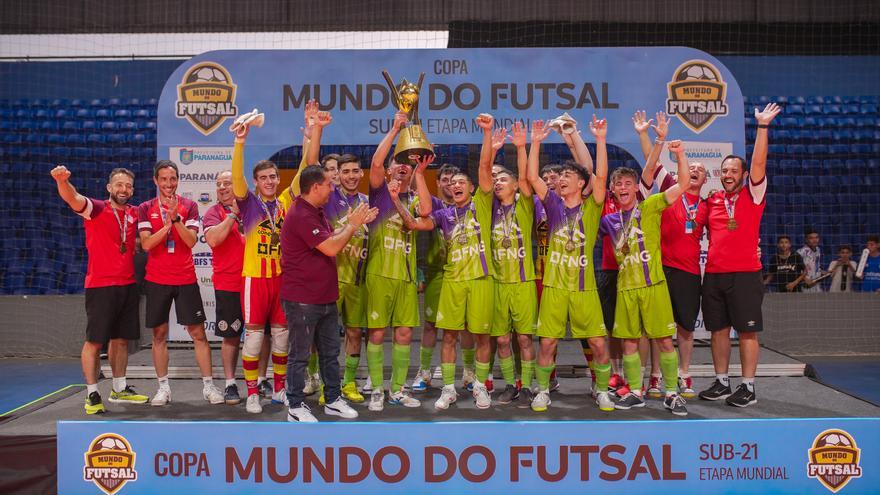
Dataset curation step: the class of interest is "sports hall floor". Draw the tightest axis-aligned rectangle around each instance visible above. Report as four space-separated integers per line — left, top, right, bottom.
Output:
1 341 877 435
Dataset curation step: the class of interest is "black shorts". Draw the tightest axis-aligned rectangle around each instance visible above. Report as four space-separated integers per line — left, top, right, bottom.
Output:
598 269 618 334
701 271 764 333
144 281 206 328
214 289 244 338
85 284 140 344
663 265 702 332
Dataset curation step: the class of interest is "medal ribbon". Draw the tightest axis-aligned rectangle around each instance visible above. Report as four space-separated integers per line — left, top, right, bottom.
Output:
111 205 127 252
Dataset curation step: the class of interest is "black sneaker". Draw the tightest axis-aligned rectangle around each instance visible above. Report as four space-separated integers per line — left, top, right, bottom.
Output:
663 393 688 416
726 383 757 408
84 391 106 415
614 392 646 410
497 384 519 405
549 376 560 393
517 387 534 409
698 379 732 401
224 384 242 405
258 380 273 399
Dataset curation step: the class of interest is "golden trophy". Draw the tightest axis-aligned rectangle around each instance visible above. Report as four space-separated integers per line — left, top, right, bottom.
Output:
382 70 434 165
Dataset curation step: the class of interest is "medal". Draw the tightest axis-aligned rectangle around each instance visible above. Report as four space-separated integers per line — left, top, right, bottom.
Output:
119 244 126 254
502 237 512 249
565 240 575 252
727 219 738 231
458 235 468 246
112 205 128 255
270 232 281 245
258 196 282 248
621 243 630 255
723 194 738 232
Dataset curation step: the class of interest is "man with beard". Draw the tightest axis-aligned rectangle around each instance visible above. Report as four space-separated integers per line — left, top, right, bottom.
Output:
138 160 222 406
697 103 781 408
527 116 612 413
52 165 148 414
203 171 246 404
364 110 429 411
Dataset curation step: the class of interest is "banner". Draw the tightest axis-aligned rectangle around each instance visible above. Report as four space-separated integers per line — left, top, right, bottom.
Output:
59 418 877 495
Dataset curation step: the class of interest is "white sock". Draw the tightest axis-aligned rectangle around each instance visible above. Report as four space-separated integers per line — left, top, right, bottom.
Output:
225 379 236 388
87 383 99 394
741 377 755 391
716 374 730 386
202 376 214 387
157 376 170 390
112 377 126 393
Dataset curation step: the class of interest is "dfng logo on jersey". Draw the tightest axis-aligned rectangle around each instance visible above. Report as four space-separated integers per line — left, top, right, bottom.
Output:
176 62 238 135
666 60 728 133
83 433 138 494
807 429 862 492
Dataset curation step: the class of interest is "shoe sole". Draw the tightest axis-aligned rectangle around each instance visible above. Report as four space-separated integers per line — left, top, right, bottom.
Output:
614 402 646 410
681 392 697 399
85 407 106 414
225 398 242 405
727 399 758 408
287 413 317 423
107 397 149 404
667 408 689 416
325 408 358 419
699 393 731 401
531 406 548 412
498 396 519 405
434 400 455 410
598 405 615 412
389 400 421 408
646 390 663 399
150 401 170 407
475 401 491 409
342 394 364 403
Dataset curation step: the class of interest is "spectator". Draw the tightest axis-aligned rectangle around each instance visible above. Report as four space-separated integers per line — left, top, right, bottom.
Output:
827 245 857 293
798 228 824 293
858 235 880 293
764 235 806 293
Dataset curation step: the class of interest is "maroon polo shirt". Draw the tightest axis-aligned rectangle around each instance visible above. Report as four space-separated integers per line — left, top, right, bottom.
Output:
280 197 338 304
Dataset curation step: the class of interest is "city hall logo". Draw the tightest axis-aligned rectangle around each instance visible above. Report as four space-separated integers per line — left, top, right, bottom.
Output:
176 62 238 135
180 148 194 165
807 429 863 492
666 60 728 134
83 433 138 494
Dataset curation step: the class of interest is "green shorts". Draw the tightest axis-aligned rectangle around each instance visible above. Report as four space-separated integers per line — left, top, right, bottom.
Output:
365 274 420 329
436 276 494 334
536 285 606 339
612 282 677 340
337 281 367 328
492 281 537 337
423 275 443 323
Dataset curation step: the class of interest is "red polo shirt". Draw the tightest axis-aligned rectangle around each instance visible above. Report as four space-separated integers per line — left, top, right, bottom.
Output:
77 198 137 289
137 196 200 285
280 197 337 304
699 177 767 273
202 203 245 292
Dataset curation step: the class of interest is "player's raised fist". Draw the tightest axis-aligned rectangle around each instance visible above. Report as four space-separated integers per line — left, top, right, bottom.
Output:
392 111 408 131
668 140 684 154
51 165 71 182
476 113 494 130
316 110 332 128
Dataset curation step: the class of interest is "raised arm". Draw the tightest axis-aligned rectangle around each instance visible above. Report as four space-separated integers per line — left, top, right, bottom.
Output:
305 109 331 166
370 111 408 189
414 154 434 218
231 125 250 199
662 140 690 204
510 121 531 197
476 113 498 194
749 103 782 185
640 112 670 188
389 178 434 231
632 110 654 161
50 165 88 212
316 202 379 257
588 115 608 204
526 119 552 201
565 123 594 176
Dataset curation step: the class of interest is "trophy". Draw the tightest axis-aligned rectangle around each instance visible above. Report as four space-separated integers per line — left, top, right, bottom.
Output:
382 70 434 165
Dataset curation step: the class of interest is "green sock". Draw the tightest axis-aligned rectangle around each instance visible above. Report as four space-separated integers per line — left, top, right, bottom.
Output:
660 350 680 393
499 355 516 385
343 354 359 385
366 343 384 391
594 362 611 393
536 364 554 391
391 344 410 392
462 347 475 370
623 353 642 394
475 360 490 383
521 359 535 389
307 353 318 375
441 363 456 386
419 346 434 370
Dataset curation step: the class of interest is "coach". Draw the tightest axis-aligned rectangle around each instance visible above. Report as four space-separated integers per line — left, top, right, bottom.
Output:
280 165 377 422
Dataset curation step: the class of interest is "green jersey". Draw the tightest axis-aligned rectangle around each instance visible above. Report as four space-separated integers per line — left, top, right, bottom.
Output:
491 193 536 283
325 187 369 285
424 196 449 281
540 190 603 292
430 188 494 281
599 192 669 291
366 181 419 282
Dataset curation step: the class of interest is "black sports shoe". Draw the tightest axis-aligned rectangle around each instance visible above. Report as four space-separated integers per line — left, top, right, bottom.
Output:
698 379 732 401
517 387 535 409
84 391 106 414
258 380 273 399
663 393 688 416
726 383 757 408
497 384 519 405
224 384 242 405
614 392 646 410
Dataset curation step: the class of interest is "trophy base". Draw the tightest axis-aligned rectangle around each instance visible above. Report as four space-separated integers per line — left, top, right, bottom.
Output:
394 125 434 166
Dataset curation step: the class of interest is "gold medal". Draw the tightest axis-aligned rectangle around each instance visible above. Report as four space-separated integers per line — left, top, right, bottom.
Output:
270 232 281 245
621 243 630 255
502 237 512 249
727 219 738 231
458 235 468 246
565 240 575 252
119 244 126 254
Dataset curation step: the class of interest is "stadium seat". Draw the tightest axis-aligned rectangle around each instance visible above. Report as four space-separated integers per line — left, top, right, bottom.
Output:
838 117 857 127
850 144 872 154
794 176 813 191
114 109 132 120
74 108 94 119
40 121 58 131
832 129 854 142
86 133 106 144
49 98 69 108
46 134 64 145
107 98 123 108
72 147 92 160
806 144 828 155
805 105 823 115
817 176 841 189
803 159 822 175
93 148 113 160
859 96 879 104
101 121 119 131
845 159 867 175
785 144 806 155
120 121 138 132
824 159 844 174
843 104 861 115
65 134 86 145
854 129 874 141
786 105 804 115
133 109 150 119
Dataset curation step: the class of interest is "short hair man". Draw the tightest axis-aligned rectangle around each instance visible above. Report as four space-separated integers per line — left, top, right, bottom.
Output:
52 165 148 414
857 235 880 292
764 235 806 293
798 228 824 292
828 245 858 293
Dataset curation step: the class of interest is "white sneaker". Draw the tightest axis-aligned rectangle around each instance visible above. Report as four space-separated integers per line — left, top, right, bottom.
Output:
596 391 614 411
411 368 431 392
288 403 318 423
434 385 458 410
362 376 374 393
324 397 359 419
202 384 224 405
462 367 476 390
303 373 321 395
472 382 491 409
389 390 421 407
531 390 551 412
150 387 171 407
368 388 384 412
271 389 288 406
246 393 263 413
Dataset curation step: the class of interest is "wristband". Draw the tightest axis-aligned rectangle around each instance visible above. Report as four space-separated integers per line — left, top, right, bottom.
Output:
171 216 181 224
757 124 769 129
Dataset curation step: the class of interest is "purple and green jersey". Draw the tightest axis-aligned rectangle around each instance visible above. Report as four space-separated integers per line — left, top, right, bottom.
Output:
430 189 494 281
324 187 369 285
540 190 603 292
491 193 536 283
366 181 420 282
599 193 668 291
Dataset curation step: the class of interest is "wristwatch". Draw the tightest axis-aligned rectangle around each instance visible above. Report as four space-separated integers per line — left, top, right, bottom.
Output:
171 216 181 224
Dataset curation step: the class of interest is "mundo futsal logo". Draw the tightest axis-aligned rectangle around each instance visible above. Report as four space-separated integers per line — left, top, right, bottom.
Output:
807 429 862 492
83 433 138 494
666 60 728 134
176 62 238 135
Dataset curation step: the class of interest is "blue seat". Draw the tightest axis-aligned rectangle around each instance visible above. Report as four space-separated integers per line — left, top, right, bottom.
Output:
794 176 814 191
75 108 94 119
25 133 43 145
803 159 822 175
65 133 85 145
114 109 131 120
49 98 69 108
126 98 141 106
788 96 806 105
768 144 787 155
81 120 97 131
860 104 878 114
144 98 158 107
69 99 86 107
40 121 58 131
845 159 867 174
774 96 788 104
130 134 147 145
46 134 64 145
839 175 863 188
843 104 861 115
824 159 844 174
859 96 879 104
867 159 880 171
807 144 828 155
115 148 134 160
54 109 71 119
854 129 874 141
832 129 853 142
786 104 804 115
133 109 150 119
95 109 111 119
72 147 92 160
838 117 857 127
89 99 108 108
817 117 838 127
119 121 138 132
803 116 819 127
100 121 119 131
817 176 841 188
774 130 791 142
806 96 826 104
806 105 823 115
828 144 849 155
106 133 127 145
87 133 105 144
93 148 113 160
851 144 872 154
107 98 123 108
786 144 806 155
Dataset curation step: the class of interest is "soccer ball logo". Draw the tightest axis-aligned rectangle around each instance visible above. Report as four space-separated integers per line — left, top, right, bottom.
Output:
677 63 720 82
817 432 852 448
188 67 228 84
97 436 127 451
